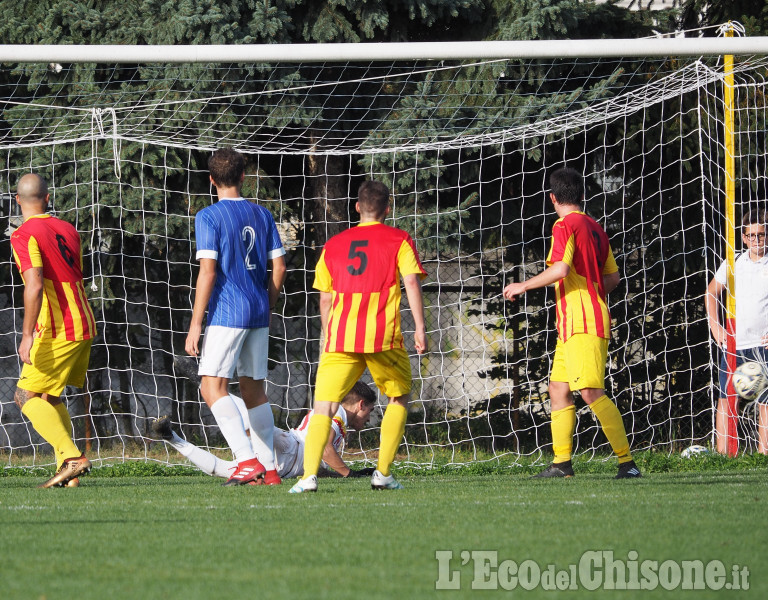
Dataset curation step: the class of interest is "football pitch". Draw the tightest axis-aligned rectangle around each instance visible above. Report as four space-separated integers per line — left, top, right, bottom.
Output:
1 459 765 600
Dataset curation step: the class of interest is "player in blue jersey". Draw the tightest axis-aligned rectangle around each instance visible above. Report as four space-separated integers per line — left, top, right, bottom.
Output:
186 148 287 486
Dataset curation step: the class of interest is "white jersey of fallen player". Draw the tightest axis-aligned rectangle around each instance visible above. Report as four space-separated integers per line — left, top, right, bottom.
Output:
276 406 348 479
231 394 347 478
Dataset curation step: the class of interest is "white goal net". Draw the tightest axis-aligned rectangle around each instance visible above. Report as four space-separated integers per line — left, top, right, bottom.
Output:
1 47 766 468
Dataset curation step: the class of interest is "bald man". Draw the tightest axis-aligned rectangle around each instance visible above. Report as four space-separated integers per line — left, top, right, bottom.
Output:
11 174 97 488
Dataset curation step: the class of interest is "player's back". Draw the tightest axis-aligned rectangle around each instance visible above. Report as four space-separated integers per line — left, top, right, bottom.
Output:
12 214 85 282
196 198 282 328
555 211 611 287
549 211 615 340
322 222 412 294
316 222 425 353
11 214 95 340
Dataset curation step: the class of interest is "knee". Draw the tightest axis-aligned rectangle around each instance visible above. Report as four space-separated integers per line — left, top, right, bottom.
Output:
580 388 606 405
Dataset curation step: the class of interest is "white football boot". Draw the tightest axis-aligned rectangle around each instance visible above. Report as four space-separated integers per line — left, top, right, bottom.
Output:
289 475 318 493
370 469 404 490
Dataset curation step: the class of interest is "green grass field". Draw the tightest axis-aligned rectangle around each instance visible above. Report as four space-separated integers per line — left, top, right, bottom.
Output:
1 455 765 600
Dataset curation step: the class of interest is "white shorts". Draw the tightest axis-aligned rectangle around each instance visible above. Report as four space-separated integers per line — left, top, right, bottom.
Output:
274 429 302 479
198 326 269 380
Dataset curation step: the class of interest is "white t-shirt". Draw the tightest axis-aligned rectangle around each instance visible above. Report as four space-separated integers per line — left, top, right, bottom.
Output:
715 252 768 349
275 405 348 479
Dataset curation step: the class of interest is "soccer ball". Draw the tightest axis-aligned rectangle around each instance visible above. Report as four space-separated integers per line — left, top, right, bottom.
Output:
732 361 768 401
681 445 709 459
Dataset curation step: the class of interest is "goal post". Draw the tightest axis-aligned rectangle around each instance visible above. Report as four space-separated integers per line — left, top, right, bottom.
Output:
1 36 768 62
0 36 766 469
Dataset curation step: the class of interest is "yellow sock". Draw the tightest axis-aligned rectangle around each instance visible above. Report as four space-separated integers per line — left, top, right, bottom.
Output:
21 397 80 465
53 402 74 469
302 414 332 478
589 395 633 464
377 403 407 477
551 405 576 464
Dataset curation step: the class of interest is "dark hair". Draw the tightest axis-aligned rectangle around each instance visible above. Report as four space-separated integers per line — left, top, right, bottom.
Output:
357 180 390 217
549 167 584 206
742 208 767 228
342 381 376 407
208 148 245 188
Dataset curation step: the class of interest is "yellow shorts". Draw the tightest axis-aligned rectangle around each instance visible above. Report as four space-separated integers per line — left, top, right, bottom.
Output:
550 334 608 391
18 338 93 397
315 348 412 404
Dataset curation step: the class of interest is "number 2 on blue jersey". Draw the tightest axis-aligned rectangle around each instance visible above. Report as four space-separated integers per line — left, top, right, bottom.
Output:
242 226 257 270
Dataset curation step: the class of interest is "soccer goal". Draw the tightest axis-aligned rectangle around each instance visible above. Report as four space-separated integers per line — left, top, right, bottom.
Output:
1 34 766 469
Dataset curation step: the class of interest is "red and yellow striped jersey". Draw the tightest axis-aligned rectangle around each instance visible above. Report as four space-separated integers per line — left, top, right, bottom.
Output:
546 211 617 341
314 221 426 353
11 214 97 341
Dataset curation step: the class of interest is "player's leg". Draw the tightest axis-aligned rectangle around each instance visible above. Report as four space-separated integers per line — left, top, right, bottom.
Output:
198 326 262 484
582 388 632 461
201 375 256 460
571 335 639 477
549 381 577 466
758 402 768 454
714 350 737 454
16 339 92 487
290 352 363 493
715 397 732 454
238 327 278 480
18 390 80 465
749 347 768 455
51 399 76 470
272 428 301 479
532 341 576 478
367 348 412 489
151 416 235 478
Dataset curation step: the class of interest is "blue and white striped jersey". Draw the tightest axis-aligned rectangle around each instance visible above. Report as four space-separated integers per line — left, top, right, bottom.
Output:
195 198 285 328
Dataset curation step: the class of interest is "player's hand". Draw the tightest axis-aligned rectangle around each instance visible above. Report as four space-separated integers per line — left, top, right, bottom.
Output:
503 282 526 301
414 329 428 354
18 334 33 365
711 325 728 348
185 326 202 356
345 467 376 478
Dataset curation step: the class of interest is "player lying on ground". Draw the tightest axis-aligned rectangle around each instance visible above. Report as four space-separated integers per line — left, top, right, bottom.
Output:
150 382 376 482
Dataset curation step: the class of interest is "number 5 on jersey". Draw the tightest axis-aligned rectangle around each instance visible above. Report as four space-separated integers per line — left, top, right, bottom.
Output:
347 240 368 275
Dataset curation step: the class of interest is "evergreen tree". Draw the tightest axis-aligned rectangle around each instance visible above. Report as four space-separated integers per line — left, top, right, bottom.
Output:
0 1 722 448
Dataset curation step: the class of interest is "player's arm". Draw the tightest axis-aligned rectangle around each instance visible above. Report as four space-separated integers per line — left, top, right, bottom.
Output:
403 273 427 354
267 254 287 310
321 431 351 477
603 270 620 294
19 267 43 365
186 258 217 356
705 275 727 347
503 261 570 301
319 291 332 335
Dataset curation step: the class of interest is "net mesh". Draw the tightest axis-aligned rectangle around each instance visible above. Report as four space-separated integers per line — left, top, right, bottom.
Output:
1 50 766 468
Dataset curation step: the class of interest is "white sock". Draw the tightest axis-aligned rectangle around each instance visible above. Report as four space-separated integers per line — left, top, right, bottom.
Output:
248 403 276 470
169 432 235 479
210 395 255 463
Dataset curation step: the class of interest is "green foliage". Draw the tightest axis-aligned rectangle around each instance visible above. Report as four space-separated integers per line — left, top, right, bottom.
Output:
0 1 747 455
680 0 768 37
